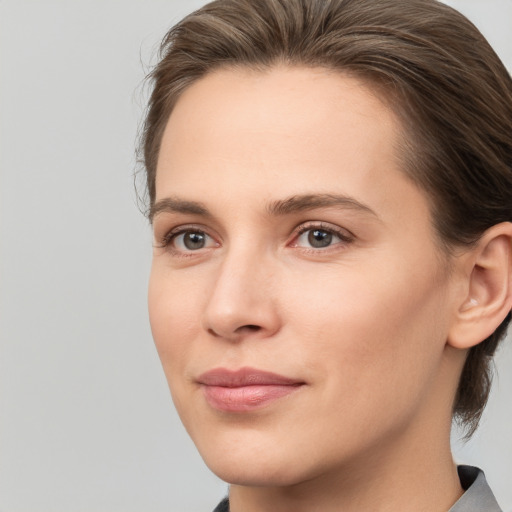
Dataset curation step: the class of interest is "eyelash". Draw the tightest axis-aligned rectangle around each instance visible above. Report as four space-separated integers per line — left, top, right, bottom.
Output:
156 221 354 256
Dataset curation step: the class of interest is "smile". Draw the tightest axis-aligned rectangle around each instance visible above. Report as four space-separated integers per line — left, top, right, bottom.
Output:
197 367 305 412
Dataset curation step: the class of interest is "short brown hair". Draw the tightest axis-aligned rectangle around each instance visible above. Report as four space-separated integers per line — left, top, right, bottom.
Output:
139 0 512 436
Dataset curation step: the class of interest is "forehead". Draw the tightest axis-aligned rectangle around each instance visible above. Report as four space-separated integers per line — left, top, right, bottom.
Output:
156 65 404 198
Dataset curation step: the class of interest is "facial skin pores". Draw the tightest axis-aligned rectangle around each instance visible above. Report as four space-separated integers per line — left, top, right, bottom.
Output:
148 66 469 512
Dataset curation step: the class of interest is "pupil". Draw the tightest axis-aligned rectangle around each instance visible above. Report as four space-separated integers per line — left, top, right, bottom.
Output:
184 232 205 250
308 229 332 248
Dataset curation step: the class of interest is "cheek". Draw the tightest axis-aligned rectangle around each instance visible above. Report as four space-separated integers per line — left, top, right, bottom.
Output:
148 266 203 370
283 260 450 410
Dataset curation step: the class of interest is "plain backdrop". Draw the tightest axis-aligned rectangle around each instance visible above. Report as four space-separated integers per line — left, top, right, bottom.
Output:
0 1 511 511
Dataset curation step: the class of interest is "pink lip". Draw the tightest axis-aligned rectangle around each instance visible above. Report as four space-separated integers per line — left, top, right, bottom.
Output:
197 367 305 412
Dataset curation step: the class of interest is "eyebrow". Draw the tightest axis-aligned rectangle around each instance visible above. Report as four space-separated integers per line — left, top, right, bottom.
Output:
266 193 378 217
149 197 211 222
150 193 378 223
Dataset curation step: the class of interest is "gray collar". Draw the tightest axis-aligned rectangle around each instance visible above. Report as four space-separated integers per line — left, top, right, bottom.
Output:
449 466 502 511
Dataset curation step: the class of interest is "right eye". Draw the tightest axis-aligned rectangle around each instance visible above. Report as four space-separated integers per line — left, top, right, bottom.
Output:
164 229 218 253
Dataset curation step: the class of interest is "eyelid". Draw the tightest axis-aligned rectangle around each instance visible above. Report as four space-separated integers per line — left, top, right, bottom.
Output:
295 221 354 239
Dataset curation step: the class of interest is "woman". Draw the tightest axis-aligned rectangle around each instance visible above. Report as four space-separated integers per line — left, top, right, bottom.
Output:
140 0 512 510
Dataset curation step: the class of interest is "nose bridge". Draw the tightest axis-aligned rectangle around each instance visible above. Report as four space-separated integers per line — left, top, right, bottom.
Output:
203 241 279 340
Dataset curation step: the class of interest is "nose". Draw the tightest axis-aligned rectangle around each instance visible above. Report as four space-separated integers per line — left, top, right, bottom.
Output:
203 249 281 342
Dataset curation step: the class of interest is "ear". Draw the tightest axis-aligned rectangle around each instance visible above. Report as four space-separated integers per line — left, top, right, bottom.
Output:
448 222 512 350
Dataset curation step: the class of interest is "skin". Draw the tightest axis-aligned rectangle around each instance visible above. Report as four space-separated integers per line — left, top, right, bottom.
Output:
149 66 472 512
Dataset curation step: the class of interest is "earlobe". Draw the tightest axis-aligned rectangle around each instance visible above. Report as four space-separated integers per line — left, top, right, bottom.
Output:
448 222 512 350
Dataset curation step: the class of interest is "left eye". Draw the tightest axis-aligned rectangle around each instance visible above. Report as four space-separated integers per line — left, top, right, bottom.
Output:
295 228 343 249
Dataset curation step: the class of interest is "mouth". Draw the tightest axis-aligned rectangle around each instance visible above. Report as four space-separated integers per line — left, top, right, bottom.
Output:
197 367 305 412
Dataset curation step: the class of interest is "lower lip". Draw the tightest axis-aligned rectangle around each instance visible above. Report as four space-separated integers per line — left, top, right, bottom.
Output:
202 384 302 412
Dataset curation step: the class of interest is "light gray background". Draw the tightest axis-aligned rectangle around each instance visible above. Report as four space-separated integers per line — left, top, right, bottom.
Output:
0 1 510 511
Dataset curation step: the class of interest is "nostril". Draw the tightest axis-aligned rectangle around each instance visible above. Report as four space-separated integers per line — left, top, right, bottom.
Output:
207 324 261 339
238 324 261 333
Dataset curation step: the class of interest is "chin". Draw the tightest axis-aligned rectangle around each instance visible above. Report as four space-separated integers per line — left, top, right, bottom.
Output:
203 452 311 487
189 424 329 488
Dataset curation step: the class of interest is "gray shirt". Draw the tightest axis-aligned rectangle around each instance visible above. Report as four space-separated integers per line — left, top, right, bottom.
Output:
450 465 502 511
213 466 502 511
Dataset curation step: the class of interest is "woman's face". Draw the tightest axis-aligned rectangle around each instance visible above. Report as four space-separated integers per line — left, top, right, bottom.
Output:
149 66 462 486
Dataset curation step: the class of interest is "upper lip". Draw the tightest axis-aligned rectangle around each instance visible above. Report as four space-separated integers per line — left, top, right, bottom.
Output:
197 367 304 387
